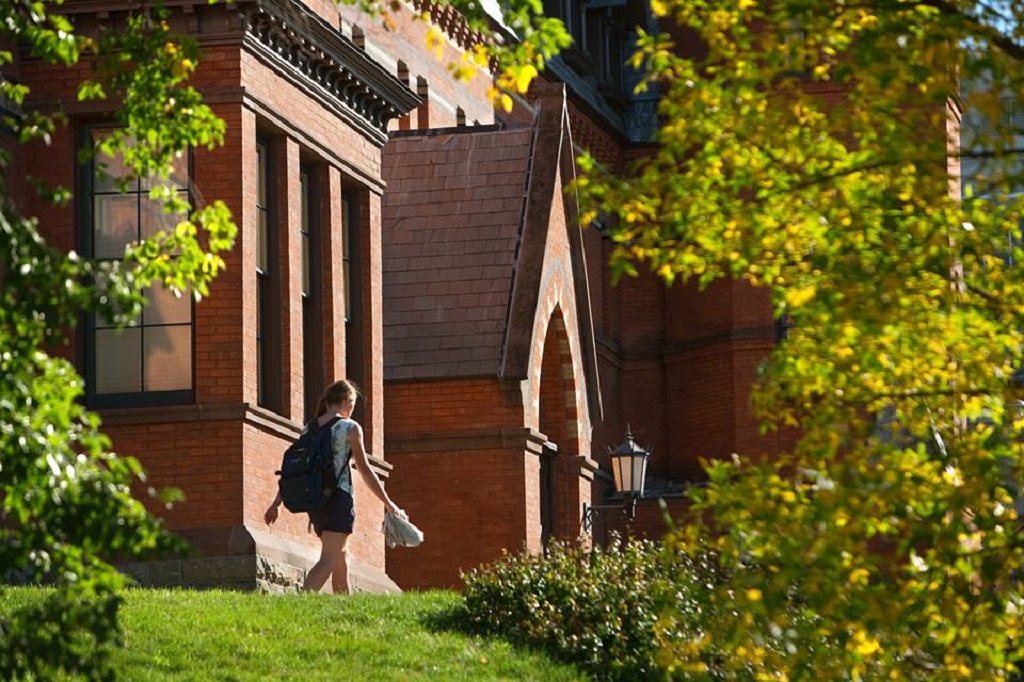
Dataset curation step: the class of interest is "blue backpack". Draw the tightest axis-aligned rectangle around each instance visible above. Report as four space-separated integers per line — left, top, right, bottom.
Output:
276 416 343 513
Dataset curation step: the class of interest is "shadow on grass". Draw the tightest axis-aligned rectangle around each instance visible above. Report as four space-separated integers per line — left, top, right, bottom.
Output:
418 598 473 635
418 598 584 678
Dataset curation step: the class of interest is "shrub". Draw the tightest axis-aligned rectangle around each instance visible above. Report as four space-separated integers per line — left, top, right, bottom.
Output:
461 534 718 681
462 531 873 680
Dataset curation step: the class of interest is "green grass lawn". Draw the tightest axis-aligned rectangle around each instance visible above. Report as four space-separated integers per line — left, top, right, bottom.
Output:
3 588 586 681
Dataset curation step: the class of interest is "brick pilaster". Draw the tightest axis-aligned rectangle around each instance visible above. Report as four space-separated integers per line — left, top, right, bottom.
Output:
195 105 258 406
319 164 347 387
362 189 385 457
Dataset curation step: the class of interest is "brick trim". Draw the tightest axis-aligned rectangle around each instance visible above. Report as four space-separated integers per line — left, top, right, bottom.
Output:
569 454 600 482
385 427 548 455
241 97 386 195
661 326 777 357
96 402 392 475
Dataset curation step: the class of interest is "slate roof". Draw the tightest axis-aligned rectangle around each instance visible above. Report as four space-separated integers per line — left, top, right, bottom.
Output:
381 126 535 381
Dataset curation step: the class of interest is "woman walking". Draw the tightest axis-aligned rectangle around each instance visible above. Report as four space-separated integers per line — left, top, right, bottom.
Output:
264 379 403 594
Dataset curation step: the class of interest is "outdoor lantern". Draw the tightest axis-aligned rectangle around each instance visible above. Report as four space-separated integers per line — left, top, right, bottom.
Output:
608 426 649 498
582 426 651 532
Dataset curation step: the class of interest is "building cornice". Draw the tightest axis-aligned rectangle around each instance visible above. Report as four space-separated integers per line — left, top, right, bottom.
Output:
239 0 420 141
51 0 420 144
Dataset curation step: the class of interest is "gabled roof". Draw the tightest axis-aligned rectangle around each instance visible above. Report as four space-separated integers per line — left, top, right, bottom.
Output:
382 126 534 380
381 85 602 426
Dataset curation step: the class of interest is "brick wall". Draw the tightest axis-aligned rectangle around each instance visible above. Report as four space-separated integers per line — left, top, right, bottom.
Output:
104 418 244 531
385 378 562 588
12 6 404 590
386 447 535 589
196 102 250 406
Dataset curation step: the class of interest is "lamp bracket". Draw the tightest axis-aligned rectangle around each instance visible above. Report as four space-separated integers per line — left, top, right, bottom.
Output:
581 495 639 533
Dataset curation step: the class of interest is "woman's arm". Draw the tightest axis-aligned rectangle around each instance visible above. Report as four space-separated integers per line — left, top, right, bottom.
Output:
349 422 401 516
264 491 283 525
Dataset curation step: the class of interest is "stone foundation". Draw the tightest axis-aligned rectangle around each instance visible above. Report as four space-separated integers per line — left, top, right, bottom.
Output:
119 524 402 594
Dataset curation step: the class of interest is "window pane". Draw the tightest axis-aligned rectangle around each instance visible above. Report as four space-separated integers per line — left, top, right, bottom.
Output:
87 126 196 404
257 144 266 206
256 278 265 406
94 194 139 259
141 192 189 241
142 151 189 191
342 197 353 322
143 285 192 325
92 131 135 193
301 170 310 297
300 171 309 223
302 232 310 296
144 326 192 391
256 337 264 401
257 208 268 273
95 328 142 394
141 323 191 387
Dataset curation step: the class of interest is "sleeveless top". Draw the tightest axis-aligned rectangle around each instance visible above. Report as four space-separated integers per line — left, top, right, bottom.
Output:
328 417 356 496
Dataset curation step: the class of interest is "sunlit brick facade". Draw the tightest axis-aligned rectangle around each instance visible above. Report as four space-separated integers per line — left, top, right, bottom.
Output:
10 0 780 591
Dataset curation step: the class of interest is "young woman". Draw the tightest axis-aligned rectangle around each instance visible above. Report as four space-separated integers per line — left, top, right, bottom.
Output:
264 379 402 594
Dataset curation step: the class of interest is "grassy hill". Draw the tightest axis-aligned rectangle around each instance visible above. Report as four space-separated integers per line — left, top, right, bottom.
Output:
3 588 587 681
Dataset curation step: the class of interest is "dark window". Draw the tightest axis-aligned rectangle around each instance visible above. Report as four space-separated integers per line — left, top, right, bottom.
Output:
83 126 194 408
342 194 353 326
587 11 624 88
300 167 323 420
544 0 583 44
342 192 364 399
779 18 811 78
775 313 795 343
256 139 278 410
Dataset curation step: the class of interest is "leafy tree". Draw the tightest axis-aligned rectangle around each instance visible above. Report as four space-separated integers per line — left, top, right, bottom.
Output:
0 0 569 678
0 2 234 679
575 0 1024 679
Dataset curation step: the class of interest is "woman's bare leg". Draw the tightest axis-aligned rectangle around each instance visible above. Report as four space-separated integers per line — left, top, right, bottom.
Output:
303 531 348 593
331 535 351 595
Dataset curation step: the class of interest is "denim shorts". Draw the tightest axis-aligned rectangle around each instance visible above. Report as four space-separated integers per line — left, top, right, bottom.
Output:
309 489 355 536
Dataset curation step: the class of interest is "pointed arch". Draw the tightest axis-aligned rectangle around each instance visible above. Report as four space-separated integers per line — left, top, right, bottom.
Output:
539 306 579 451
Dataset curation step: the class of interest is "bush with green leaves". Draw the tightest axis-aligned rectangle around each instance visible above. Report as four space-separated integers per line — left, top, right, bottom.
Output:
462 534 721 681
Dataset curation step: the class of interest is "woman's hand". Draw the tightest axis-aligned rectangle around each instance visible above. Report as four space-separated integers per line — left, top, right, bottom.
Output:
386 500 405 518
264 504 280 525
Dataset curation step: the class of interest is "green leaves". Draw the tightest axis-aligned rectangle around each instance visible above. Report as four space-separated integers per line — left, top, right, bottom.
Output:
571 0 1024 678
0 2 234 679
462 535 697 680
85 10 225 182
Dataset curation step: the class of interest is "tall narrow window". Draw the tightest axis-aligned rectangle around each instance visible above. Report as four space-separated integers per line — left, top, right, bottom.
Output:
256 140 273 409
300 167 322 420
84 127 193 407
341 192 363 396
341 194 352 325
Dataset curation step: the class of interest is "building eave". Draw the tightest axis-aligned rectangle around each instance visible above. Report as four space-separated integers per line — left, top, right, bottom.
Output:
240 0 421 141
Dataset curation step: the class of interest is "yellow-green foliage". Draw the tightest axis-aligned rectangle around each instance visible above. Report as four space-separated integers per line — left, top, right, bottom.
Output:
575 1 1024 679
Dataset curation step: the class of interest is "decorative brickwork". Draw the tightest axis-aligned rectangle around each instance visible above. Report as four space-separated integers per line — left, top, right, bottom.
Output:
241 0 420 137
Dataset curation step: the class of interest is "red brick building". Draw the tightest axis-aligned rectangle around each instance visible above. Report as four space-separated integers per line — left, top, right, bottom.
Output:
10 0 780 591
